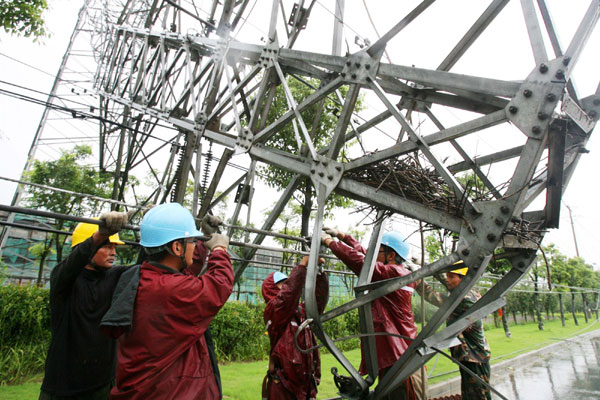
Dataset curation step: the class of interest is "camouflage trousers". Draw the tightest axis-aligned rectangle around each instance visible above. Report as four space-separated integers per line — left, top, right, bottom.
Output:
459 360 491 400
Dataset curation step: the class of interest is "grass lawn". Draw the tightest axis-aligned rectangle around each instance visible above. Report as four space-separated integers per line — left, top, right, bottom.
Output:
1 318 598 399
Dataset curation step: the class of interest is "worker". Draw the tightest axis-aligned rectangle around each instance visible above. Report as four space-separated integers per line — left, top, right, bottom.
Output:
39 211 131 400
421 262 492 400
261 255 329 400
322 227 426 400
101 202 233 400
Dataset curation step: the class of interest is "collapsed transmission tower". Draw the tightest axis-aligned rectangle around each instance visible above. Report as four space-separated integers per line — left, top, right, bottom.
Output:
2 0 600 397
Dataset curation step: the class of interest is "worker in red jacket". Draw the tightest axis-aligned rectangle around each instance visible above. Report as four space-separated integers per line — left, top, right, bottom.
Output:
262 255 329 400
101 203 233 400
322 228 426 400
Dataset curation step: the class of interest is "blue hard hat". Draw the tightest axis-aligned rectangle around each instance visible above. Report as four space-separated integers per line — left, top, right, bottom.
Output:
381 231 410 261
273 271 288 284
140 203 203 248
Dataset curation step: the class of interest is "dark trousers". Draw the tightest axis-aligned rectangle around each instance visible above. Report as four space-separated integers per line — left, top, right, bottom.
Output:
39 383 112 400
459 360 491 400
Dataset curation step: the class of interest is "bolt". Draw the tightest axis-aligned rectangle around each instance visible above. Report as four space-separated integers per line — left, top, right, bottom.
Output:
593 99 600 106
318 172 325 177
518 261 525 268
310 169 315 174
562 57 571 66
335 166 342 171
341 72 346 78
352 73 357 79
500 205 510 214
355 62 361 68
327 175 334 180
555 69 565 80
538 112 548 120
495 218 504 226
322 161 329 167
346 61 351 66
523 89 532 98
539 63 548 73
508 106 518 114
487 233 496 242
590 110 598 118
546 93 557 102
462 249 470 256
532 126 541 134
365 64 371 70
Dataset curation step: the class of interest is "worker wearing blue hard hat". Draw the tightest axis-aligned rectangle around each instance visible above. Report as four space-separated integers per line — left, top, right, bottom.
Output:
102 203 233 400
261 256 329 400
322 227 427 400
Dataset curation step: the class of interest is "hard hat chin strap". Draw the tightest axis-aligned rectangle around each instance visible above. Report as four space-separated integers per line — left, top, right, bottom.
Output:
164 240 188 271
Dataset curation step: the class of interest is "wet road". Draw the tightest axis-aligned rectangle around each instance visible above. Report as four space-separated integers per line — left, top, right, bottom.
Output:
492 330 600 399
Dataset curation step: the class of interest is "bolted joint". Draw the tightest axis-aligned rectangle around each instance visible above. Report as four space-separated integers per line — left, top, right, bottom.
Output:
555 69 565 80
523 89 532 98
592 98 600 106
537 112 548 120
500 205 510 214
487 233 496 242
508 105 518 114
546 93 557 102
539 63 548 73
462 249 470 256
495 218 504 226
518 261 525 268
589 110 598 118
562 57 571 66
532 126 541 135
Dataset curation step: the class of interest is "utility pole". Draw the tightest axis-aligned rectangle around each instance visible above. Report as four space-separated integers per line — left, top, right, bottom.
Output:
566 204 580 257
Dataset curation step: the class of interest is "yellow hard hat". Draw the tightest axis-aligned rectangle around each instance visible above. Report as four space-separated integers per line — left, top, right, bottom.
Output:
450 260 468 276
71 219 124 248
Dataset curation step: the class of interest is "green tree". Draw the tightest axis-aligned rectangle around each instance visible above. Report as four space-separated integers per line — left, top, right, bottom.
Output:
24 145 113 284
1 0 48 39
257 76 361 236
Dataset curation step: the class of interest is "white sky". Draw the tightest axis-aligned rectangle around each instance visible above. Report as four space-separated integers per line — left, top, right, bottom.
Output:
1 0 599 267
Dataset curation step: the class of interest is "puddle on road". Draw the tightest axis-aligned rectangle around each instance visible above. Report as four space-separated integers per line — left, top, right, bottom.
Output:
492 332 600 399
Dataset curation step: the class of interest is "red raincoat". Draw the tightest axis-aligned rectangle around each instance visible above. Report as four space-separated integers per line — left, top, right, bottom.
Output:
108 245 233 400
262 265 329 400
329 235 418 374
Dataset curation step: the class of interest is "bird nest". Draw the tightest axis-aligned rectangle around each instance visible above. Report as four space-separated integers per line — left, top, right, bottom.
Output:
344 154 493 217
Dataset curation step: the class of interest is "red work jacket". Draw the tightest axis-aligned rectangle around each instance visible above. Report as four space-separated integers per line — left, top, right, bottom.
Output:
262 265 329 399
329 235 418 374
109 248 233 400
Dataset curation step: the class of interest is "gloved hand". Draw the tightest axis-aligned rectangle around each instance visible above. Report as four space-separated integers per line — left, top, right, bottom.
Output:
98 211 129 236
323 226 344 239
201 215 222 235
205 233 229 251
321 232 332 245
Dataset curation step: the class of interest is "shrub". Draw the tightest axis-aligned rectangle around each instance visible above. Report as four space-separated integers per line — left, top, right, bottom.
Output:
211 301 269 362
0 285 50 385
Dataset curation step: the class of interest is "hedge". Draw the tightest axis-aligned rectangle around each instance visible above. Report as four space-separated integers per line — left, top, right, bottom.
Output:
0 285 50 385
0 284 360 384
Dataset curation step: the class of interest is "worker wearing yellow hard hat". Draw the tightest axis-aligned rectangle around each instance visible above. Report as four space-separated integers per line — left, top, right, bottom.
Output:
424 259 491 400
40 210 132 400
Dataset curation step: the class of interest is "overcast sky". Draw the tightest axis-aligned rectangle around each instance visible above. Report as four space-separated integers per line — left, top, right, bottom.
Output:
1 0 599 267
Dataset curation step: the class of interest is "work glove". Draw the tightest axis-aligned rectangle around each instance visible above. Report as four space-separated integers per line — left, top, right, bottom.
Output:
98 211 130 236
322 226 338 236
321 232 332 245
201 215 222 235
205 233 229 251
